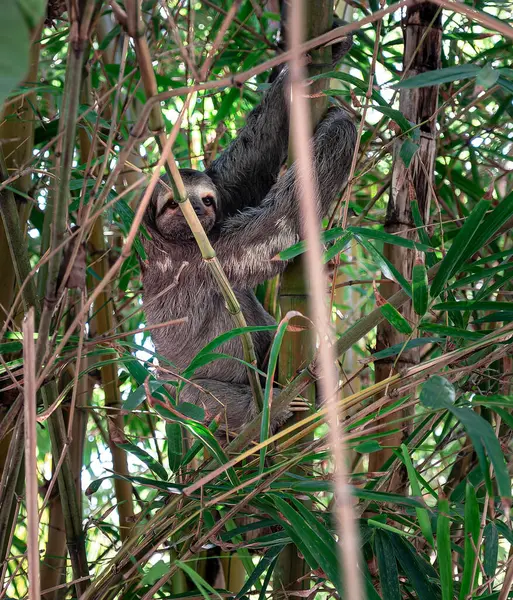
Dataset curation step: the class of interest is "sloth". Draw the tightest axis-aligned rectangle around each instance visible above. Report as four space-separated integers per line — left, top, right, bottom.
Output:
140 46 356 440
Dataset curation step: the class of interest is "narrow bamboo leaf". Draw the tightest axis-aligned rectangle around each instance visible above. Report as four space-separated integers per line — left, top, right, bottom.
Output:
483 522 499 578
474 311 513 323
165 423 182 473
124 380 163 411
458 484 480 600
448 262 513 290
354 440 382 453
475 268 513 301
401 445 434 547
379 303 413 335
175 560 223 600
184 326 276 376
177 402 205 422
0 341 22 354
420 323 484 340
271 496 342 595
323 230 352 262
420 376 511 497
370 106 414 136
86 473 185 496
260 315 297 472
393 64 480 88
349 226 433 252
430 199 490 298
181 352 262 381
436 496 453 600
467 189 513 253
140 560 169 586
412 263 429 316
153 404 239 487
181 418 219 467
389 535 439 600
476 64 500 88
279 227 347 260
372 337 444 360
434 300 513 312
116 440 168 481
356 235 412 296
317 71 389 105
236 545 283 599
411 200 437 267
399 139 419 167
374 530 401 600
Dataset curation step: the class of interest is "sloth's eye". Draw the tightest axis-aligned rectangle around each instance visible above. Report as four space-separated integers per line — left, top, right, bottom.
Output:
168 200 178 209
202 195 215 207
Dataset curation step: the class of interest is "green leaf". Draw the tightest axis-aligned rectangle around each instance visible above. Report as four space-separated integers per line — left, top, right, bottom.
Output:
483 522 499 578
420 377 511 497
476 64 499 88
165 423 182 473
140 560 169 586
389 535 439 600
459 484 480 600
124 380 164 411
182 325 276 379
372 337 445 360
401 445 434 547
115 440 168 481
393 64 480 89
430 199 490 298
177 402 205 422
436 497 453 600
374 530 401 600
236 545 283 599
348 226 433 253
0 3 30 107
356 235 412 296
270 495 343 596
371 106 415 136
318 71 389 106
354 441 382 454
379 302 413 335
412 263 429 316
153 404 239 487
175 560 224 600
399 139 419 167
279 227 347 260
463 190 513 257
260 315 293 472
17 0 46 28
323 230 352 263
433 300 513 312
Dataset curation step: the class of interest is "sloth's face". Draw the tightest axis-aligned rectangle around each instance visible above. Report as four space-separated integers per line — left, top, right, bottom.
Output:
150 170 218 241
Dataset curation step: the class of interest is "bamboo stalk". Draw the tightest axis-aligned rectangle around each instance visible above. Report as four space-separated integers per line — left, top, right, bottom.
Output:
23 308 41 600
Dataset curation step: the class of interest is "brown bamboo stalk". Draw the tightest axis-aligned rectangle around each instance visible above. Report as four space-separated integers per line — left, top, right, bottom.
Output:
275 3 332 595
278 4 364 596
23 308 41 600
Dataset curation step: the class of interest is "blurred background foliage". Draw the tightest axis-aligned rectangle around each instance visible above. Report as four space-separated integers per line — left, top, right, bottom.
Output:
1 0 513 599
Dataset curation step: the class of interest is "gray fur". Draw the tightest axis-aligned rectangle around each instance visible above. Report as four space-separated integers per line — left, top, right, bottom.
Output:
141 67 357 440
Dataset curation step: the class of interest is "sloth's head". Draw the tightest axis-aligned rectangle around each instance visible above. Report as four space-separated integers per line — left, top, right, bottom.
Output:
147 169 218 241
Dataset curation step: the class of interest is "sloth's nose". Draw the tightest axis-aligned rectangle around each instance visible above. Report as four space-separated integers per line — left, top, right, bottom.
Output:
193 203 205 216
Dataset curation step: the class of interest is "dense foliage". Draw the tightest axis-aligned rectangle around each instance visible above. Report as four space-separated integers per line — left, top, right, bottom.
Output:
0 1 513 599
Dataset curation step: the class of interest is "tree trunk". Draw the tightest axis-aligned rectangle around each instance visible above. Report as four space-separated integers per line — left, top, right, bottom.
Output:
369 3 442 489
